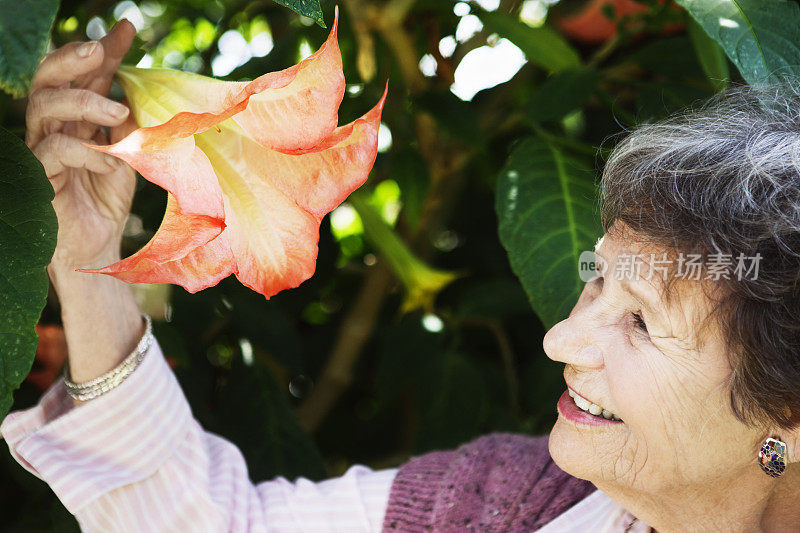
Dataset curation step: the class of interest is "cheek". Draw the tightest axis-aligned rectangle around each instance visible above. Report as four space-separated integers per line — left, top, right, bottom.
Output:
607 343 755 489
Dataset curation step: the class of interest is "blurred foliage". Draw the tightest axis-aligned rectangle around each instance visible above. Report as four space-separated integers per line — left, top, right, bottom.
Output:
2 0 798 529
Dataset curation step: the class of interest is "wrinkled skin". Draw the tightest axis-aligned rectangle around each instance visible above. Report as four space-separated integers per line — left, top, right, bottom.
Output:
543 221 800 532
25 20 138 272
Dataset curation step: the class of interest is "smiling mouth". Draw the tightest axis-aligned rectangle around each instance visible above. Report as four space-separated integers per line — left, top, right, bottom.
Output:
568 388 623 422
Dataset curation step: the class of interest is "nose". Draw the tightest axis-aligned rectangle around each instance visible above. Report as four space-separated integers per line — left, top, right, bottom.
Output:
542 285 605 369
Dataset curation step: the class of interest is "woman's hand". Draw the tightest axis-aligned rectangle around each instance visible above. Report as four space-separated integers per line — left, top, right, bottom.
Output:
26 20 145 388
26 20 138 278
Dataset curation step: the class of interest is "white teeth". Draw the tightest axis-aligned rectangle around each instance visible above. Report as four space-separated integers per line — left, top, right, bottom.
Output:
570 389 621 421
574 395 590 411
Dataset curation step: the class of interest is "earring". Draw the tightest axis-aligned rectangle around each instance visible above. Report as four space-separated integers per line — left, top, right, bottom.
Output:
759 437 787 478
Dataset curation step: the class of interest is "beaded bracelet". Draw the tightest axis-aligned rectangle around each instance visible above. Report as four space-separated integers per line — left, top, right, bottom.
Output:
63 314 153 401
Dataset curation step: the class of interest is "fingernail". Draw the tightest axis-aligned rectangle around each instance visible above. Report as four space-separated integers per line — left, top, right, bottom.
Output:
105 100 129 118
77 41 98 58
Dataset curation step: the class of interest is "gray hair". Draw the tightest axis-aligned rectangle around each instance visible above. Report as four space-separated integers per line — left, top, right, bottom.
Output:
600 79 800 429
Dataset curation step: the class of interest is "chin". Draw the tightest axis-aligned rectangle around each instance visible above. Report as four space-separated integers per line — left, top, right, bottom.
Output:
547 418 602 482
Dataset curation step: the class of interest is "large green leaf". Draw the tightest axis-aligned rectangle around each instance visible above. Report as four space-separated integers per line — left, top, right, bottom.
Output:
0 0 59 97
0 126 57 419
275 0 325 27
496 137 601 329
685 14 729 91
479 12 581 73
674 0 800 85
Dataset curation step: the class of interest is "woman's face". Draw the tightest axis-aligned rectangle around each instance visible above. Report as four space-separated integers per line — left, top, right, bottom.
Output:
544 224 762 496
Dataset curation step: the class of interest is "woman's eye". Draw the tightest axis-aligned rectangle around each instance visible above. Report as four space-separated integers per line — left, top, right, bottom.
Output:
631 312 648 333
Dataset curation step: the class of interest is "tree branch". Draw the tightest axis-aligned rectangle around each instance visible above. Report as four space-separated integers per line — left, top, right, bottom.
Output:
295 263 394 431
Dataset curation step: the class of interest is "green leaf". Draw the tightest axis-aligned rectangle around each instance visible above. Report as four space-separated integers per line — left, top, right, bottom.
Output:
685 14 729 91
634 80 713 121
274 0 325 27
527 68 598 123
0 0 59 97
686 17 730 91
0 126 57 420
495 137 601 329
674 0 800 85
479 12 581 73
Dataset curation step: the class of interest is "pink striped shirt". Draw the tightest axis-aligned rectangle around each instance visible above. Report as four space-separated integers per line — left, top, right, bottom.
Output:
1 335 648 532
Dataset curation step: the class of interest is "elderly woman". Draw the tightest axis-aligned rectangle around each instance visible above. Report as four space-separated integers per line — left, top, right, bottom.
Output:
4 19 800 533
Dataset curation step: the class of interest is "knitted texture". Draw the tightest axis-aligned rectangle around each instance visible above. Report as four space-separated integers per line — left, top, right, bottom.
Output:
381 432 596 532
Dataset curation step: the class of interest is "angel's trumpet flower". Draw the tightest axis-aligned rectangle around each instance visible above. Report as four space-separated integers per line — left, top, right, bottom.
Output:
80 8 387 299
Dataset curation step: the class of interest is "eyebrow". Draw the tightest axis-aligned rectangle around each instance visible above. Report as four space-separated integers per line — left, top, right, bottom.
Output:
593 248 662 315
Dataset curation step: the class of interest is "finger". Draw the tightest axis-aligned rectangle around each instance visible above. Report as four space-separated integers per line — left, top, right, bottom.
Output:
109 107 138 144
33 133 119 179
31 41 104 92
27 88 130 147
74 19 136 97
93 126 109 146
72 19 137 141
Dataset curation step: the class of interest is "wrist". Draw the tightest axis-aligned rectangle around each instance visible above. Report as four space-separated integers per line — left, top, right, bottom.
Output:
48 249 121 293
49 259 144 385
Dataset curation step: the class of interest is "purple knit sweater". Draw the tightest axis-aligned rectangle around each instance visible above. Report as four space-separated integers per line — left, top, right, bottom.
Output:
381 432 595 532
